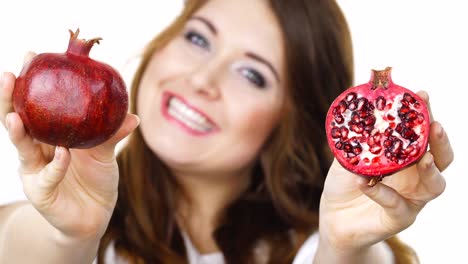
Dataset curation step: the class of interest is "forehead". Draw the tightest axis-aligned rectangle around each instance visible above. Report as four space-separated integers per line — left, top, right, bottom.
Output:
193 0 285 71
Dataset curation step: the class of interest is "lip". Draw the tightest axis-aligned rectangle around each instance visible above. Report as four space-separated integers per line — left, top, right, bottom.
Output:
161 91 219 136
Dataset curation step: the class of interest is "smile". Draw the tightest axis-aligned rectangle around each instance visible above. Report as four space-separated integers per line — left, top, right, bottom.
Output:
162 91 218 136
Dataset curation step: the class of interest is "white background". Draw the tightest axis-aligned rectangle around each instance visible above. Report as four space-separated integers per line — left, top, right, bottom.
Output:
0 1 466 263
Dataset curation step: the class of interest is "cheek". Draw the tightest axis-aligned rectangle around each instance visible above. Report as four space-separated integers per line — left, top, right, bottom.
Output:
229 103 280 152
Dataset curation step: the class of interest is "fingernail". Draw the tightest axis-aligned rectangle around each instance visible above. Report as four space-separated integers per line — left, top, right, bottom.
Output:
437 125 444 138
426 153 434 169
134 115 141 126
0 73 4 87
55 146 62 161
5 113 10 131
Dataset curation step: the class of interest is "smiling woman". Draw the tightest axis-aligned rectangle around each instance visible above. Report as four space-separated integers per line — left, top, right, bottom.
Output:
0 0 457 264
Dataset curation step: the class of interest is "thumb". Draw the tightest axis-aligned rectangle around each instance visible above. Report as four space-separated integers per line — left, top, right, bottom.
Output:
23 51 37 66
35 147 71 201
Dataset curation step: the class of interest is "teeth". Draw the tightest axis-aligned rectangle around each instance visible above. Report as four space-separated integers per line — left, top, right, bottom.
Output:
168 97 214 132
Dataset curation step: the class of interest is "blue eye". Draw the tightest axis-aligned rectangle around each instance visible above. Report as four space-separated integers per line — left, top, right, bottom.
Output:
185 30 210 50
240 68 266 88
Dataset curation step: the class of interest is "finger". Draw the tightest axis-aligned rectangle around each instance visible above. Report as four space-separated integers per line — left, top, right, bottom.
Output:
6 112 44 174
417 152 446 200
428 121 453 172
358 177 413 219
23 51 37 66
34 147 71 203
90 114 140 162
0 72 16 126
416 90 434 121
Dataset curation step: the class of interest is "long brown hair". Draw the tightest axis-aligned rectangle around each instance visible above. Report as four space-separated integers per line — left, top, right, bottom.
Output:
98 0 418 263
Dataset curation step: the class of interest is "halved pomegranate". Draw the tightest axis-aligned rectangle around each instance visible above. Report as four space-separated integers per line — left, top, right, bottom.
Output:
325 67 430 186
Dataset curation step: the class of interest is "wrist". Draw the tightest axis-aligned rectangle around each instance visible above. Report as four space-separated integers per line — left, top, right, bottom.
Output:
50 226 102 248
314 237 392 264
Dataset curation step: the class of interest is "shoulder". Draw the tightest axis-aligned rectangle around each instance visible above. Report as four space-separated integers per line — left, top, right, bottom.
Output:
93 241 129 264
0 201 30 228
292 231 319 264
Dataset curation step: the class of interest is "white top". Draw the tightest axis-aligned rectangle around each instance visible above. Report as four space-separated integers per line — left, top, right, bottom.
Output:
95 231 392 264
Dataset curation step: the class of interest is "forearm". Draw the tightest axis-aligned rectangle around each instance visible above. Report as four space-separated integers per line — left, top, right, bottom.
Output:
0 203 100 264
313 240 393 264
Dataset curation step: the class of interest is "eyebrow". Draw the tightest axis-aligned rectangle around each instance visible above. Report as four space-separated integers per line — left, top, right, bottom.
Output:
246 52 280 83
190 16 280 84
191 16 218 35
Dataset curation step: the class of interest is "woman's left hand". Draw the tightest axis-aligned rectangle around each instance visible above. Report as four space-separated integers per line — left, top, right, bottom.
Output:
318 90 453 252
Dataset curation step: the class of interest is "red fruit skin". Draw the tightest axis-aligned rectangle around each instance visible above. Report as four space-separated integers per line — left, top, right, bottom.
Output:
13 30 128 149
325 67 430 181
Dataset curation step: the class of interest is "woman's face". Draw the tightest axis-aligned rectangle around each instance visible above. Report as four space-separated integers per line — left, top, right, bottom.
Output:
137 0 285 176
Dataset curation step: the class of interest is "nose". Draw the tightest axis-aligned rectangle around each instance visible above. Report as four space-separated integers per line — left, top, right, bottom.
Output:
185 59 223 100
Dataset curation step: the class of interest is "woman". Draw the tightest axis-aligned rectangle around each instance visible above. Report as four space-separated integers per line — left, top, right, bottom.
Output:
0 0 453 263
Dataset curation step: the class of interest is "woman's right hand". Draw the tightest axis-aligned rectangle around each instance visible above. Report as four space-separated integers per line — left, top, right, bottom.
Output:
0 54 139 243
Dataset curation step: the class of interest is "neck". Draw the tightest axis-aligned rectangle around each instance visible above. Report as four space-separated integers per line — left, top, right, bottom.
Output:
173 167 252 254
175 169 251 231
175 168 252 225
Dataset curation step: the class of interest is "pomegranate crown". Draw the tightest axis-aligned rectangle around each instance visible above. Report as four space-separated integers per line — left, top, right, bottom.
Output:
66 28 103 57
370 66 393 90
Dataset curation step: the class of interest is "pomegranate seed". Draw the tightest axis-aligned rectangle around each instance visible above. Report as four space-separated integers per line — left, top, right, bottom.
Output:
346 92 357 102
387 114 395 121
335 141 344 150
356 98 368 111
334 114 344 124
403 93 416 103
343 143 353 153
363 115 376 126
416 113 425 124
372 157 380 163
392 140 403 153
401 128 416 140
359 111 370 118
408 146 420 156
337 100 347 113
363 157 370 163
398 106 410 117
351 112 360 123
383 139 392 148
351 123 364 133
370 145 382 154
331 127 341 138
353 145 363 155
395 123 404 133
385 103 393 110
349 156 360 165
340 127 349 139
405 110 418 120
403 145 413 154
389 122 396 128
348 101 357 110
384 127 393 137
375 96 386 110
373 133 382 141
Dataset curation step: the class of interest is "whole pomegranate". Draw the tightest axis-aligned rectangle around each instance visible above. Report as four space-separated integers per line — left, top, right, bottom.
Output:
13 29 128 149
325 67 430 186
